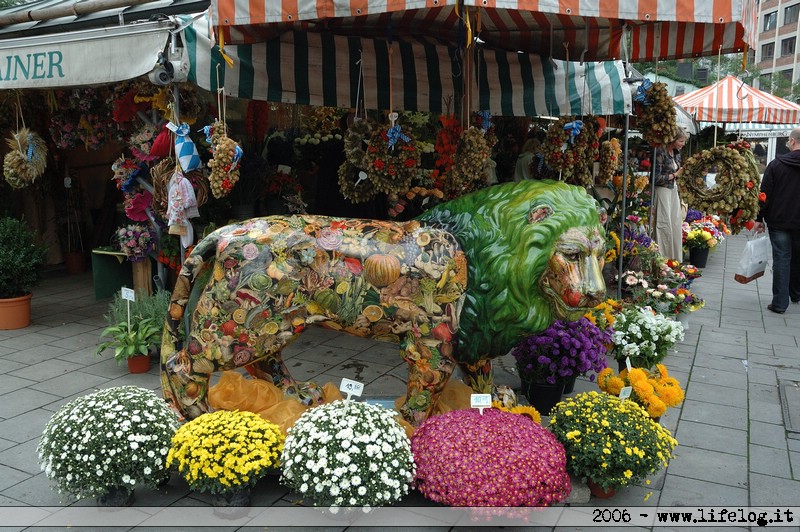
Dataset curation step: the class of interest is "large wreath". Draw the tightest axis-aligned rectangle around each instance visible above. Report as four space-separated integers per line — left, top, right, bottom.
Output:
540 115 601 187
338 118 378 203
635 81 678 147
362 125 420 195
678 145 760 235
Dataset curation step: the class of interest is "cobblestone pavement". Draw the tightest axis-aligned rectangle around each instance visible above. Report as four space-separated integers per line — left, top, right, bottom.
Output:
1 232 799 530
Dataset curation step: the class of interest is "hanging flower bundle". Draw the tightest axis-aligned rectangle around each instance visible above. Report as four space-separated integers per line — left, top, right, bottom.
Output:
444 126 492 197
635 80 678 147
598 138 622 185
206 120 243 199
338 118 377 203
540 115 602 187
431 114 461 189
3 128 47 189
362 123 421 195
48 87 119 150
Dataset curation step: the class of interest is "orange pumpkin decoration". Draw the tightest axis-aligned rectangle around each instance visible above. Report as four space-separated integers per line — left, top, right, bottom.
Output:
363 253 401 287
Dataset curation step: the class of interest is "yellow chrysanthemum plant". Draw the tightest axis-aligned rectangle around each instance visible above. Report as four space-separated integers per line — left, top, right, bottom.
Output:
492 400 542 425
549 391 678 492
167 410 284 497
597 364 685 419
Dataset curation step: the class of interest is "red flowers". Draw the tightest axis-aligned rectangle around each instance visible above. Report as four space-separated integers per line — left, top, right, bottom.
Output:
759 192 767 202
746 181 754 189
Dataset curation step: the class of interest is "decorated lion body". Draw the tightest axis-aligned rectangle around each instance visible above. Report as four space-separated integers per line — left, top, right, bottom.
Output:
161 180 606 425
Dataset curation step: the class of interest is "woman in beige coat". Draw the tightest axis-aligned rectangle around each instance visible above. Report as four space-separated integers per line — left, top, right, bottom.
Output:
652 129 688 262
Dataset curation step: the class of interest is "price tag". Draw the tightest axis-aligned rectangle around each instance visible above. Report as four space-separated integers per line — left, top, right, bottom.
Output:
625 357 632 372
121 287 136 302
619 386 632 401
339 378 364 400
470 393 492 415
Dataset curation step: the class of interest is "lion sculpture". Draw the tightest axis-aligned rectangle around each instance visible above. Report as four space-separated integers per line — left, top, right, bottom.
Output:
160 180 607 425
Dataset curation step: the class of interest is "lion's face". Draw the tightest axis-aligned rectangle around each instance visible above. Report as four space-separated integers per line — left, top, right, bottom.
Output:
539 226 606 320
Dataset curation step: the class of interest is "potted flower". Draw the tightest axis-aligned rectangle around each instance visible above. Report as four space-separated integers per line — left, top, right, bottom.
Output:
167 410 284 506
682 220 723 268
549 391 678 497
511 318 611 414
611 306 684 370
38 386 179 505
0 217 47 329
597 364 685 419
281 400 415 509
412 408 571 507
95 317 161 373
105 290 171 355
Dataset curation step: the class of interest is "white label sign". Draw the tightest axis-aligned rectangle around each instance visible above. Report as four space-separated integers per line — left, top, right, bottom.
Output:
339 378 364 399
619 386 632 401
120 287 136 302
471 393 492 415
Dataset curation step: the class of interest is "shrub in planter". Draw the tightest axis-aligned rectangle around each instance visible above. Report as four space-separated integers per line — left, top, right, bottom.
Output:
0 217 46 298
412 408 571 506
37 386 179 501
280 400 415 509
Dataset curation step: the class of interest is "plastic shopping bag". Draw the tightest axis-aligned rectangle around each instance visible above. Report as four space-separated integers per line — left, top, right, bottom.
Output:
734 235 770 284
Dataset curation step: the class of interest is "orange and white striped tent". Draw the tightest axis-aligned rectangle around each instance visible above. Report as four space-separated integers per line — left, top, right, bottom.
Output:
674 75 800 124
210 0 757 62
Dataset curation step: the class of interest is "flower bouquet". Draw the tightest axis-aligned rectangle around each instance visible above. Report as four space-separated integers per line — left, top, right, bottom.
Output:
412 408 571 506
611 306 684 369
115 224 154 262
38 386 179 502
167 410 284 504
683 223 720 249
597 364 685 418
280 400 415 509
549 391 678 491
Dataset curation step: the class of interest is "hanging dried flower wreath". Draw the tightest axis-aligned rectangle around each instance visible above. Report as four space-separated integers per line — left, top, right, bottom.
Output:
678 145 758 235
445 127 492 197
4 128 48 189
338 118 377 203
540 115 602 187
362 124 421 195
598 138 622 185
207 120 242 199
635 81 678 147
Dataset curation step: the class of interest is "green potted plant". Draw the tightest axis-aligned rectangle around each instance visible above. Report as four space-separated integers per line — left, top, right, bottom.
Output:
105 289 171 352
95 318 161 373
38 386 179 505
0 217 47 329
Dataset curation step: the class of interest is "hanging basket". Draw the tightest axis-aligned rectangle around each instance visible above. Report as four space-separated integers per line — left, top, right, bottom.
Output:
4 128 47 189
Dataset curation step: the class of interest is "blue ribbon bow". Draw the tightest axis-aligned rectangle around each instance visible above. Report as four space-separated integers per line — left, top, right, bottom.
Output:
387 125 410 148
25 133 33 162
176 123 190 137
563 120 584 144
634 78 653 104
232 145 243 165
477 110 492 132
201 125 213 145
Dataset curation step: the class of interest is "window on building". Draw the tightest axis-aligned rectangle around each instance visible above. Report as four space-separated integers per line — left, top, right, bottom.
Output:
762 42 775 59
760 73 773 89
782 37 796 56
785 4 800 25
764 11 778 31
782 69 794 82
747 49 756 65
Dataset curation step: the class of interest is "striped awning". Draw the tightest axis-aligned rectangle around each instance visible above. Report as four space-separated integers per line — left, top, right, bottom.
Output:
698 122 798 138
210 0 757 62
674 76 800 124
185 17 631 116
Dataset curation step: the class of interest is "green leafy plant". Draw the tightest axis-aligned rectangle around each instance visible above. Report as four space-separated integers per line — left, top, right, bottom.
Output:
0 217 47 298
105 289 171 343
95 318 161 362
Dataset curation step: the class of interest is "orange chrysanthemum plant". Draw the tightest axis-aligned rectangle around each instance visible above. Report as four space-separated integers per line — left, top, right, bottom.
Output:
597 364 685 419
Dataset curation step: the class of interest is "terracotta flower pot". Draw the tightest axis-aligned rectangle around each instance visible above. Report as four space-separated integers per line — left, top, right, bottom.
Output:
0 293 32 330
587 478 616 499
127 354 151 374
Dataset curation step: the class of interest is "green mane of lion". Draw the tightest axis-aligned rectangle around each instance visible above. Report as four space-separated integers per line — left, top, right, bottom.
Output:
417 179 602 364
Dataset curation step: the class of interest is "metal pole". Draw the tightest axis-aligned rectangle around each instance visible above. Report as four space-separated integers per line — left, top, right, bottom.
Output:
617 113 631 301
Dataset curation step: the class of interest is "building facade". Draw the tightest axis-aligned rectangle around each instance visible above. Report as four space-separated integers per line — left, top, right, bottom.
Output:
754 0 800 89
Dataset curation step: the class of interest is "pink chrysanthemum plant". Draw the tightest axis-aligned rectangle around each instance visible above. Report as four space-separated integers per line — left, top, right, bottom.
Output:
411 408 571 506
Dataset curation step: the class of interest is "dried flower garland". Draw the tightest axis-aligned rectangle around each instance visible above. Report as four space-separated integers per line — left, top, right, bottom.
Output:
725 140 762 234
678 145 756 235
444 127 492 197
4 128 48 189
362 125 420 195
338 118 377 203
635 81 678 147
598 138 622 185
206 120 242 199
540 116 602 187
431 114 461 189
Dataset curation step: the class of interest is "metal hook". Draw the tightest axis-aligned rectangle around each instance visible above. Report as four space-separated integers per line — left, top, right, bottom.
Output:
735 75 748 101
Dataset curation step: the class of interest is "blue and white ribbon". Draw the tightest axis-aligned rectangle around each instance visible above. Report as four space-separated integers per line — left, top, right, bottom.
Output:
387 125 410 148
634 78 653 104
25 134 33 162
563 120 584 145
477 110 492 132
201 125 213 145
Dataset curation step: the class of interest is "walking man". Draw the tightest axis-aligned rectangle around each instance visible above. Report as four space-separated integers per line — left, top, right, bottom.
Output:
753 127 800 314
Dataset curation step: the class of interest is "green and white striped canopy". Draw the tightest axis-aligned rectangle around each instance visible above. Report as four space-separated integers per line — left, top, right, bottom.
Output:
184 16 631 117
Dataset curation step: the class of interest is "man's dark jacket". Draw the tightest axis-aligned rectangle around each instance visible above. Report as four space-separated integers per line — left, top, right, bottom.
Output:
757 150 800 230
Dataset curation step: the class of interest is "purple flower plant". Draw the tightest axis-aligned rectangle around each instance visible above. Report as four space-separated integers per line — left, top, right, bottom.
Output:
512 318 612 385
411 409 571 507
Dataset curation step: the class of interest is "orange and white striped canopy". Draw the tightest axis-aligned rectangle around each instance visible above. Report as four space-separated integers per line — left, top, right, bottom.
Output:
674 76 800 124
211 0 757 62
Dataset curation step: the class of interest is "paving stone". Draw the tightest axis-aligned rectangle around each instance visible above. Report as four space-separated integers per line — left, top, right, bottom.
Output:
749 399 786 426
750 444 793 478
748 331 798 348
3 344 72 366
0 408 58 444
0 438 14 452
701 329 746 347
321 333 383 352
55 332 109 351
749 420 789 449
747 367 778 386
0 358 25 375
292 345 360 366
0 389 60 419
667 446 747 488
658 475 748 506
749 472 800 505
9 360 85 383
749 381 781 403
0 374 36 396
680 399 746 429
54 346 99 366
29 371 110 398
688 366 748 390
684 382 746 407
0 439 44 476
0 332 59 350
675 420 747 456
79 356 128 378
326 359 397 385
0 471 71 506
283 357 334 381
692 355 748 373
0 463 31 491
366 374 408 397
350 343 405 366
35 322 101 339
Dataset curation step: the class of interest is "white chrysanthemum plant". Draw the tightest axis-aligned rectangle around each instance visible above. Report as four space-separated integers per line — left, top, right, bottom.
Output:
611 305 685 370
38 386 179 501
280 400 415 511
